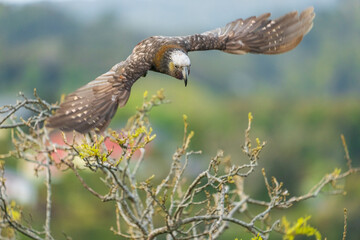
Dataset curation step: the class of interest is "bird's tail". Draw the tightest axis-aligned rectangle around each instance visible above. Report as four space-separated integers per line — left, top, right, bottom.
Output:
208 7 315 55
47 68 130 133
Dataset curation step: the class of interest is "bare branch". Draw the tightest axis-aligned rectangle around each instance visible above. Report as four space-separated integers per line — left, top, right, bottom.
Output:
342 208 348 240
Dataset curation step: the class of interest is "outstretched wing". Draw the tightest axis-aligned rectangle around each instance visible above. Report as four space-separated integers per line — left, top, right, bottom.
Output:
183 7 315 55
47 58 150 133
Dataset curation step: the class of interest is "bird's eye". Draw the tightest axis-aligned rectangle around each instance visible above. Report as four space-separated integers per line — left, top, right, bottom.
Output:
174 65 179 69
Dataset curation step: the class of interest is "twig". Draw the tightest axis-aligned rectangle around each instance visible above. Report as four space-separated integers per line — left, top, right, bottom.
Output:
342 208 348 240
44 155 53 240
341 134 352 170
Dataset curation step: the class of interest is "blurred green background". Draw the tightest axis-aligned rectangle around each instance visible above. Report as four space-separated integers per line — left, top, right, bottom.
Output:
0 0 359 239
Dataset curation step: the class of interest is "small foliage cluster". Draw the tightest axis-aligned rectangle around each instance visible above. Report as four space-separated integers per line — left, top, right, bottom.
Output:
281 216 321 240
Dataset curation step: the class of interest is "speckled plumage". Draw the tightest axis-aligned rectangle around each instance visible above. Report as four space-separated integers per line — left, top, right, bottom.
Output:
47 7 315 133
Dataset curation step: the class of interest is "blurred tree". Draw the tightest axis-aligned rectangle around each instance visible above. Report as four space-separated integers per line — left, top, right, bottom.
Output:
0 91 358 239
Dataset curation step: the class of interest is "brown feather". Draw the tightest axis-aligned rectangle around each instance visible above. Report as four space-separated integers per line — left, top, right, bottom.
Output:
47 65 132 133
185 7 314 55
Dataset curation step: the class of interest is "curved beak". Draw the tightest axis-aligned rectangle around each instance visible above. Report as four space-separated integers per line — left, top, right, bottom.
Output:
182 66 189 87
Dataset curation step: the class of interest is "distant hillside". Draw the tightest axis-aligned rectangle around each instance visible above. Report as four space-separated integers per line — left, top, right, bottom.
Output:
0 0 359 100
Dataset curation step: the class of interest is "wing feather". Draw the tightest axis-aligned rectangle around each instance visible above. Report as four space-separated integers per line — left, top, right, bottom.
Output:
47 63 132 133
184 7 315 55
47 40 153 134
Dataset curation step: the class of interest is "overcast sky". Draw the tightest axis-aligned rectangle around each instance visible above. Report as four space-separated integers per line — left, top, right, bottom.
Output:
0 0 338 34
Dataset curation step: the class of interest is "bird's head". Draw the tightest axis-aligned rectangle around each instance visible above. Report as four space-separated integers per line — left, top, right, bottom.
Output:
167 50 191 86
154 46 191 87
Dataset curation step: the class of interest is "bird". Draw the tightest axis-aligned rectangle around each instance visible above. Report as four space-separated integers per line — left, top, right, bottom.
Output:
47 7 315 133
